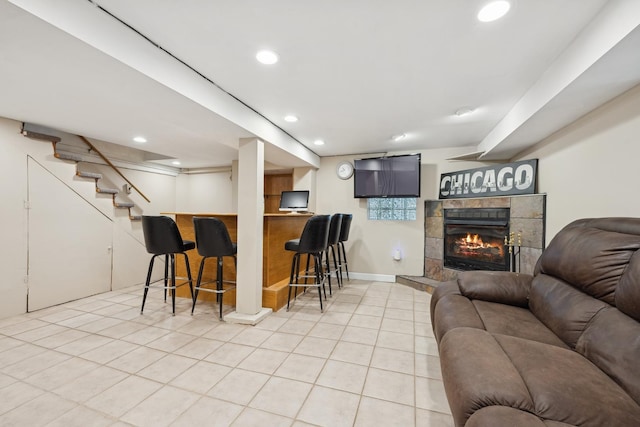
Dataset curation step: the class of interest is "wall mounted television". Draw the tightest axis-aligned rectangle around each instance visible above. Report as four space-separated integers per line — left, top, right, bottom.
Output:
279 190 310 213
354 153 421 198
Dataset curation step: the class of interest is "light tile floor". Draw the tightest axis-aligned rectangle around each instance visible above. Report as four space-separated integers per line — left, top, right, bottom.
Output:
0 279 453 426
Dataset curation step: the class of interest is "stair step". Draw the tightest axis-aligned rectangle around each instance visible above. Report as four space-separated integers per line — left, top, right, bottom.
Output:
129 215 142 221
77 171 102 179
97 187 119 194
54 152 83 162
114 202 135 208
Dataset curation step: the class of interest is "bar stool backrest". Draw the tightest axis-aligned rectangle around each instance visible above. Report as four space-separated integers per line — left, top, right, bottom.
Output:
142 215 185 255
193 217 236 257
338 214 353 242
327 214 343 247
298 215 331 254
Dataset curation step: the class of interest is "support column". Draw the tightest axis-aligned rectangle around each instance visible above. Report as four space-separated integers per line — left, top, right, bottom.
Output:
225 138 272 324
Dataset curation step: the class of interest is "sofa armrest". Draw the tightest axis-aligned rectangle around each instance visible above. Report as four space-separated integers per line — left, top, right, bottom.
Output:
430 280 460 322
457 271 533 308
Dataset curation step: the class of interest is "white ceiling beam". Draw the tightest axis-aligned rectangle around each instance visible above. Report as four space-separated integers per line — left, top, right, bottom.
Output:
478 0 640 160
8 0 320 168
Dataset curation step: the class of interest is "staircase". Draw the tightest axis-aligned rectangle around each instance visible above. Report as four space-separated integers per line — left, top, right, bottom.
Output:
21 123 150 221
51 143 143 221
21 126 146 221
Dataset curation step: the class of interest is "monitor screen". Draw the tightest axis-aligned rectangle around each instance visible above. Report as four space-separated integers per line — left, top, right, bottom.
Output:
354 153 421 198
279 190 310 213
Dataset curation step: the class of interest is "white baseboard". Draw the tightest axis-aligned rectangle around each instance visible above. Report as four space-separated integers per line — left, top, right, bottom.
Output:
348 272 396 283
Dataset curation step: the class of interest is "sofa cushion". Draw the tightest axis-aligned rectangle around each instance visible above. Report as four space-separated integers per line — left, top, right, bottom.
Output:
576 306 640 405
535 219 640 305
433 281 566 347
466 406 591 426
529 274 609 349
440 328 640 427
494 333 640 426
472 300 567 348
439 328 535 426
467 407 579 427
617 250 640 322
466 406 548 427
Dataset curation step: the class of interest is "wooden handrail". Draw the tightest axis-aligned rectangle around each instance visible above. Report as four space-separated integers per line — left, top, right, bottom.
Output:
78 135 151 203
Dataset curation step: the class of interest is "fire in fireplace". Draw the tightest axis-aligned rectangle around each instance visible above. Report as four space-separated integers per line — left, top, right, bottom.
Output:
443 208 510 271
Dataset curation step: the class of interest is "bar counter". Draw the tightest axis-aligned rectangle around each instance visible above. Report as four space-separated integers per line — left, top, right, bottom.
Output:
162 212 312 312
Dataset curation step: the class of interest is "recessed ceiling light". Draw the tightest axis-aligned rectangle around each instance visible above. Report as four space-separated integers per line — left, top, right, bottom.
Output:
133 136 147 143
284 115 298 123
455 107 475 117
314 139 325 146
256 50 279 65
478 1 511 22
391 133 406 142
172 161 181 165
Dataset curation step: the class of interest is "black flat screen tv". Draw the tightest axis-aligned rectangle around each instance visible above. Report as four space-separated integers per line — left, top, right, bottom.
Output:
279 190 310 213
354 154 421 198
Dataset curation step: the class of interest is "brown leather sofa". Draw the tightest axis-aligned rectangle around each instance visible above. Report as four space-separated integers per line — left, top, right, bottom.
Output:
430 218 640 426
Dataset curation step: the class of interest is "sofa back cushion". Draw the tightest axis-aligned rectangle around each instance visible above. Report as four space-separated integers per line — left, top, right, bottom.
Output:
529 274 609 349
531 219 640 333
617 250 640 322
576 307 640 406
534 218 640 305
531 218 640 404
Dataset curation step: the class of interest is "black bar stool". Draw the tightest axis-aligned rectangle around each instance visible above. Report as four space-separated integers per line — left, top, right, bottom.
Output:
285 215 330 312
192 217 237 320
324 213 343 291
337 213 353 281
141 215 194 316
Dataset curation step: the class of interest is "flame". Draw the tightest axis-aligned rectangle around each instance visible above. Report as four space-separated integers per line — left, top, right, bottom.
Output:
465 233 483 245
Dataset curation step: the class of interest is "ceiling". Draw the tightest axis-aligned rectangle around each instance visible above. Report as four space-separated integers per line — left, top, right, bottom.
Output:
1 0 640 169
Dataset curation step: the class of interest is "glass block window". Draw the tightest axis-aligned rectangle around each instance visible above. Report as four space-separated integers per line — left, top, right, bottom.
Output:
367 197 417 221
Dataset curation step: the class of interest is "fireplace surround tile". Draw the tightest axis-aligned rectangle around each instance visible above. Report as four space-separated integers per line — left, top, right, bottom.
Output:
425 238 443 260
510 218 545 249
443 197 510 210
425 217 443 239
511 195 545 219
424 195 546 281
425 201 443 218
519 247 543 275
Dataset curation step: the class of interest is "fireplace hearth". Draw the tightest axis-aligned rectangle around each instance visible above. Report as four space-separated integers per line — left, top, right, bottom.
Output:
443 208 509 271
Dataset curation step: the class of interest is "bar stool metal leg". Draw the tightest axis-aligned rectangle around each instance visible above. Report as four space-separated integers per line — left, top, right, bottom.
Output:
339 241 350 281
141 255 156 314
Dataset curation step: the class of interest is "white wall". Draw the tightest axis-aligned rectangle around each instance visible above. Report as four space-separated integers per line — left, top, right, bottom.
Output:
517 83 640 241
176 171 233 213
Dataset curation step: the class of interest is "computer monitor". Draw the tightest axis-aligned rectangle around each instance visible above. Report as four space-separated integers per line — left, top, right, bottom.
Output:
279 190 309 214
